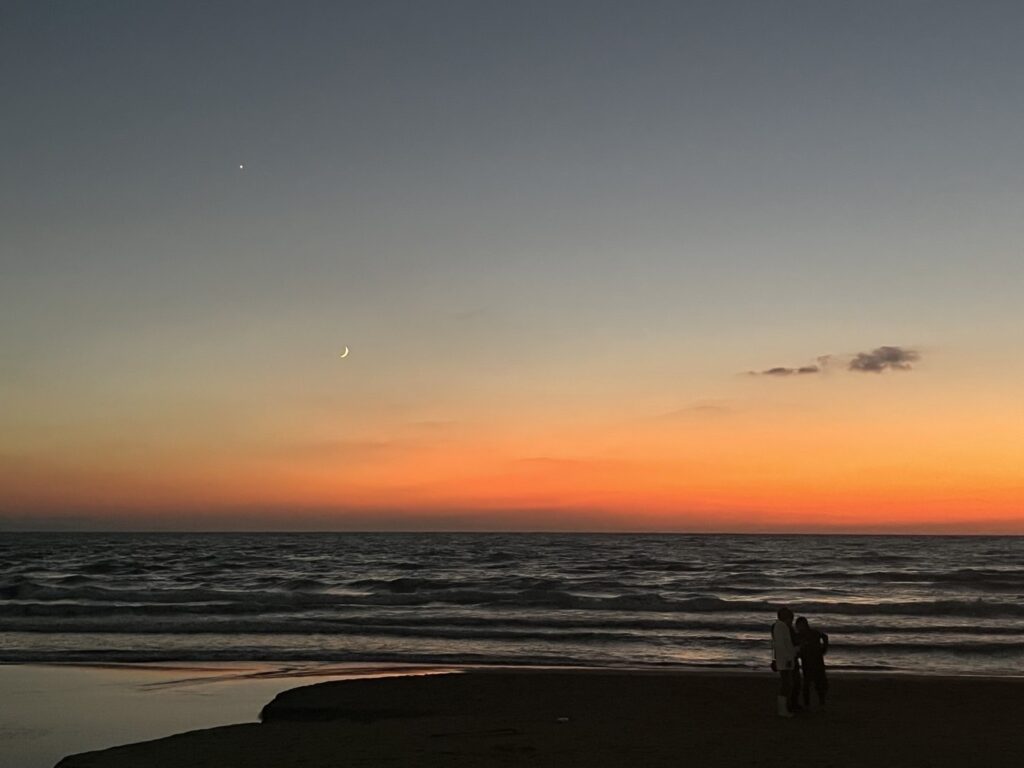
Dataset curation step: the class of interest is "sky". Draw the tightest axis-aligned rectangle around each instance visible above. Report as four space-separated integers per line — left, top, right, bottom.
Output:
1 1 1022 532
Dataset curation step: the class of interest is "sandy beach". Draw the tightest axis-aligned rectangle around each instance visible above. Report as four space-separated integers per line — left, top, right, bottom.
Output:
56 669 1024 767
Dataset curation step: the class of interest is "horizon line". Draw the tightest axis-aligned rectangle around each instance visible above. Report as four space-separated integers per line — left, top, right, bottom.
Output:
2 529 1021 537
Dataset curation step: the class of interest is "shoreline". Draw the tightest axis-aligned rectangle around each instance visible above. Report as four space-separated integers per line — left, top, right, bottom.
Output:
54 666 1024 767
7 658 1024 681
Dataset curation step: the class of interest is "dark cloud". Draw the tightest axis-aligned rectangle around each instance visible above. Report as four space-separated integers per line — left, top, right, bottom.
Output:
848 346 920 373
750 365 820 377
748 346 921 377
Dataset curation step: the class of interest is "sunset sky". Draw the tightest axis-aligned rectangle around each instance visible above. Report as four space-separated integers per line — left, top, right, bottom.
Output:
2 1 1022 532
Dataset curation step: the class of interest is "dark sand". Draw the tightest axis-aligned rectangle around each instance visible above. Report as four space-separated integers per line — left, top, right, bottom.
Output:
57 670 1024 767
0 662 455 768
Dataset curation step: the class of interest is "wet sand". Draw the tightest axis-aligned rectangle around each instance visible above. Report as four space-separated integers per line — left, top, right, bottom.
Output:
0 662 450 768
57 669 1024 767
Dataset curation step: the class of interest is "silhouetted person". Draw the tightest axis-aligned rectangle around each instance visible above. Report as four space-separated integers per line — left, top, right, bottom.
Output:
795 616 829 708
788 620 804 712
770 607 797 717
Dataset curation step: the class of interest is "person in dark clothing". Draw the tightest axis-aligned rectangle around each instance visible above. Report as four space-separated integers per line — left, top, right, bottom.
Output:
795 616 829 708
788 622 804 712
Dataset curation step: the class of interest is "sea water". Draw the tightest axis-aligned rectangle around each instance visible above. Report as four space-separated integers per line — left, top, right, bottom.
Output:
2 533 1022 676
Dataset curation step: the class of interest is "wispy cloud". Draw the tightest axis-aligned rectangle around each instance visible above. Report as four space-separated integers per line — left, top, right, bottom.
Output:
752 365 820 377
660 400 735 419
274 439 401 461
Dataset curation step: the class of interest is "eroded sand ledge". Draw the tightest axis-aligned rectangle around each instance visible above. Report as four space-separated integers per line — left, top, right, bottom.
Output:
57 670 1024 767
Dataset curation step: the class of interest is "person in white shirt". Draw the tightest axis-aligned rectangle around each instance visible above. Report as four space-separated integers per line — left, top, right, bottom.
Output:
770 606 797 717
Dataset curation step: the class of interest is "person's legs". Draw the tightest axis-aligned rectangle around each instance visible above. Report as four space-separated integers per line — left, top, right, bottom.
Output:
802 664 826 707
776 670 793 717
815 668 828 705
788 666 803 711
777 669 792 696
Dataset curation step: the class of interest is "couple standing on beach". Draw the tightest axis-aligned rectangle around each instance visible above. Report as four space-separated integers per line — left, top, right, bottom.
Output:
771 606 829 718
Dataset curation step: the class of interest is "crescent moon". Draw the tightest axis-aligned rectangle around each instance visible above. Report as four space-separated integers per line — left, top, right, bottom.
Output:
339 346 350 359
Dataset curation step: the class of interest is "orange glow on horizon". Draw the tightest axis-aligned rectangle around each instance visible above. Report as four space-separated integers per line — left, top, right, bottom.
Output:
4 384 1021 533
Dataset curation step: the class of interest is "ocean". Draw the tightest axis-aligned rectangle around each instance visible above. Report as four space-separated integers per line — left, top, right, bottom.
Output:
2 533 1022 676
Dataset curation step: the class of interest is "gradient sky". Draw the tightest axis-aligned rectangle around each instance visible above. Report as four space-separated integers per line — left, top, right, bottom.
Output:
2 1 1022 531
